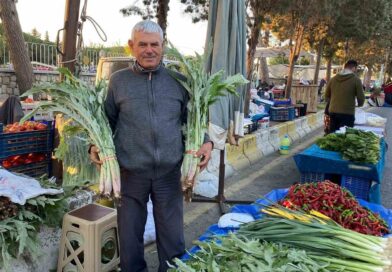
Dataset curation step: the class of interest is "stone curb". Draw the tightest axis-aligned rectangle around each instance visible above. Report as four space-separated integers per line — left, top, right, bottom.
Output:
198 110 325 190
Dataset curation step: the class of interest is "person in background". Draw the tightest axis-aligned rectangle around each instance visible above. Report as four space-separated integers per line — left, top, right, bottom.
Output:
318 77 327 97
90 20 213 272
383 79 392 105
325 59 365 133
256 79 269 98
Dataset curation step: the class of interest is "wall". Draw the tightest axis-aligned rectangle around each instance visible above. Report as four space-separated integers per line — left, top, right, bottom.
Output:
0 69 96 99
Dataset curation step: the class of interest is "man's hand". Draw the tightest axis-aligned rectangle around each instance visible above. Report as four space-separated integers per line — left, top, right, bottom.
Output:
89 145 103 166
196 142 213 172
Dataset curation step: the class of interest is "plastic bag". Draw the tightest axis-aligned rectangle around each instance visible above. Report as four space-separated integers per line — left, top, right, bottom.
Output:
218 212 255 228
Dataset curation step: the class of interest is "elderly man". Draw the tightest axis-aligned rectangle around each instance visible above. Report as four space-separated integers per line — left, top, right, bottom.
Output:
90 20 213 271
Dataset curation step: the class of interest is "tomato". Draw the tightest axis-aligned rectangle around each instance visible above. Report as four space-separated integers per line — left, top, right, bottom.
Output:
36 154 46 162
24 98 34 103
24 159 33 164
35 123 47 130
11 161 20 167
7 126 20 133
2 161 11 168
10 155 20 162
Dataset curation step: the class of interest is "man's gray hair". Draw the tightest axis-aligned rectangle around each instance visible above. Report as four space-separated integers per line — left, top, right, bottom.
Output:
131 20 164 41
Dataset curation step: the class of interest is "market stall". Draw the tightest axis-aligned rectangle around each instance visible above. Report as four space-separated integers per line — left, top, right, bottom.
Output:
294 139 386 203
169 183 392 271
294 125 387 204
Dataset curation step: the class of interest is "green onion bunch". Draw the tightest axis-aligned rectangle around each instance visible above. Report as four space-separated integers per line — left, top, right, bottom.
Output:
238 205 392 272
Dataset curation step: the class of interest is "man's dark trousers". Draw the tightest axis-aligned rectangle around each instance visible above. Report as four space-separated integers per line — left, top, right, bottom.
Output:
328 112 355 133
118 167 185 272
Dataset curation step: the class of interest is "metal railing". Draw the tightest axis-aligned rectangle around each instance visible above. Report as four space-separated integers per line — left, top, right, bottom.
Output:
0 40 127 72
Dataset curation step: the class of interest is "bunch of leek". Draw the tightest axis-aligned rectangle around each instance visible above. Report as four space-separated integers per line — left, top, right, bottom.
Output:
166 44 248 199
20 68 120 197
55 119 99 186
238 205 392 272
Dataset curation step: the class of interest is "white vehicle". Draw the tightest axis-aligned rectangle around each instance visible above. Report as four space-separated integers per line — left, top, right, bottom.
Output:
95 56 177 83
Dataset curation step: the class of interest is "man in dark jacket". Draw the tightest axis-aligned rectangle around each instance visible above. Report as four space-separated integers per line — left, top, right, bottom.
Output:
325 60 365 133
90 20 213 272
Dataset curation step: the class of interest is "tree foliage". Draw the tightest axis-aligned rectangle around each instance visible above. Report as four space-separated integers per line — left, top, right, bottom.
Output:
31 27 41 39
120 0 170 40
179 0 209 23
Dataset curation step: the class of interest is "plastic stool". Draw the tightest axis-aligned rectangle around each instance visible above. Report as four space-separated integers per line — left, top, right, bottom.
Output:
57 203 120 272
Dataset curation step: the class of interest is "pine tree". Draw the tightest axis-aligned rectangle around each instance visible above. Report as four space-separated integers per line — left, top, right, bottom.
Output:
44 31 50 42
120 0 170 41
31 27 41 39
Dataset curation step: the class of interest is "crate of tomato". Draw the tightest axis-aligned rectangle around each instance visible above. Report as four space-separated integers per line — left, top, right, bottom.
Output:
0 121 54 159
1 152 51 178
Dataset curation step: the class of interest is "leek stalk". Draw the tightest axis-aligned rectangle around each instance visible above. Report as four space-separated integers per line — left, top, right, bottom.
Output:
238 205 392 271
166 44 248 200
20 68 120 197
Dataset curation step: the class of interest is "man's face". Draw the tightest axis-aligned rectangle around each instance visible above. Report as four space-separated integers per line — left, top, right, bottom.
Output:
129 31 163 70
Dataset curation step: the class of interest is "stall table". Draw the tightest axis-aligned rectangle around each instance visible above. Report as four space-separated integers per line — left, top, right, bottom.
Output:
293 139 386 203
182 189 392 260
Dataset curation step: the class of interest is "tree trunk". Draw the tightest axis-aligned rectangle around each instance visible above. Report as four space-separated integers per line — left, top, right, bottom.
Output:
383 50 390 83
259 57 270 84
156 0 170 42
246 16 262 80
313 38 325 85
363 66 373 91
259 28 270 84
326 57 332 81
0 0 34 94
244 15 262 115
285 23 304 98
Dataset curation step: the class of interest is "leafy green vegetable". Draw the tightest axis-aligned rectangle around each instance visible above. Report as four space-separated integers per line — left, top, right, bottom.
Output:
0 180 69 271
168 233 329 271
316 128 381 164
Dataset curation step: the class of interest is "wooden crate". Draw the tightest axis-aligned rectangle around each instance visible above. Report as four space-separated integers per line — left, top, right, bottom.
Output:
290 85 319 113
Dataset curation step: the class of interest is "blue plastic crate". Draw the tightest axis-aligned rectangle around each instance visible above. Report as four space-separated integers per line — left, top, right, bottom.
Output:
0 122 54 159
300 172 325 183
270 106 295 121
273 98 291 106
341 175 371 200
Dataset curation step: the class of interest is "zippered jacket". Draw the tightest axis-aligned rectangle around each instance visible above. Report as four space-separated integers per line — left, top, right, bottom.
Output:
325 71 365 115
105 64 188 179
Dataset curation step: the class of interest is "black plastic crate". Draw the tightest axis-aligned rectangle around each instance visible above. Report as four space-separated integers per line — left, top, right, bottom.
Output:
244 121 258 134
0 122 54 159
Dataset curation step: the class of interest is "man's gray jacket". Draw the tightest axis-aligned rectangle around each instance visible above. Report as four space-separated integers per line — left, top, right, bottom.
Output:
105 65 187 179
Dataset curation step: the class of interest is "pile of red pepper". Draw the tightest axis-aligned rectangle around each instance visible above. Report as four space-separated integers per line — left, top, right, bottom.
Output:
3 121 47 133
1 153 47 168
279 180 389 236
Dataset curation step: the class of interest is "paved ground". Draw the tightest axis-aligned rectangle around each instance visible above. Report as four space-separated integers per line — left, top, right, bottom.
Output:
145 106 392 271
